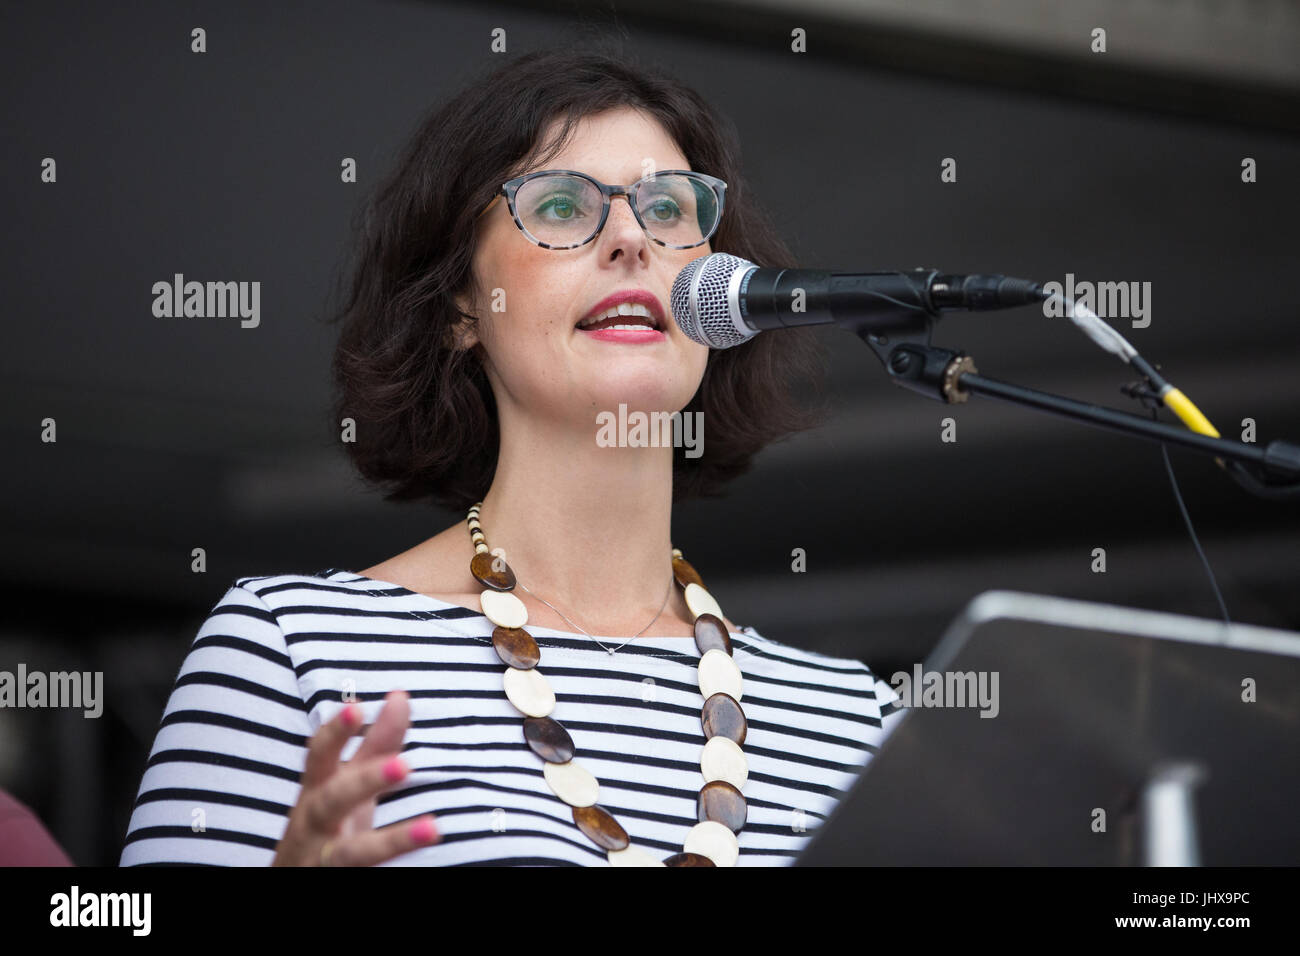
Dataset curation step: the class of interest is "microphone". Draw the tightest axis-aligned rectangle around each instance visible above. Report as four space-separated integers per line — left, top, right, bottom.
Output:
670 252 1045 349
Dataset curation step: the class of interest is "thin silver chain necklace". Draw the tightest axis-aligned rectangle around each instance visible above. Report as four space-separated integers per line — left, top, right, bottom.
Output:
515 570 674 654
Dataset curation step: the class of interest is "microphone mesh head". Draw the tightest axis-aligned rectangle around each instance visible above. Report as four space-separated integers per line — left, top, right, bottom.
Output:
670 252 757 349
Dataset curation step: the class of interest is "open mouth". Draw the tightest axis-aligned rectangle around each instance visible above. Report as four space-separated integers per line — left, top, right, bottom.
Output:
575 300 666 334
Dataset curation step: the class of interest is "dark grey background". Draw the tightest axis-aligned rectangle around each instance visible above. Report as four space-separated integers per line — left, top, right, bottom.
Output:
2 0 1297 865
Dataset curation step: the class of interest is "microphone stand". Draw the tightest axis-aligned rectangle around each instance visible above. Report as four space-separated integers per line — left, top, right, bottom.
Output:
854 316 1300 495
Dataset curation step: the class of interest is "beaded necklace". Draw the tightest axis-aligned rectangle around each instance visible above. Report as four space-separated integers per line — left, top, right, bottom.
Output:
466 501 749 866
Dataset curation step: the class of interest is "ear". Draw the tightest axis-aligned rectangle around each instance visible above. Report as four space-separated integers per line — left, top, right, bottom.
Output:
447 294 481 351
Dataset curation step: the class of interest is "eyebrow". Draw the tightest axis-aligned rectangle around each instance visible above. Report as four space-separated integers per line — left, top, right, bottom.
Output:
546 168 678 183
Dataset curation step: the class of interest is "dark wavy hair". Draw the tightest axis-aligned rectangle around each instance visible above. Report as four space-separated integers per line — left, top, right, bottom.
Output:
330 46 828 512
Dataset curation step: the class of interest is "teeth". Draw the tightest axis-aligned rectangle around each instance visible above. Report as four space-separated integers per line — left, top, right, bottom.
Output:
577 301 657 329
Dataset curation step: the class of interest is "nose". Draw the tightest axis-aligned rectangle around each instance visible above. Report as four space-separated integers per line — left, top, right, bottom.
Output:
601 193 650 251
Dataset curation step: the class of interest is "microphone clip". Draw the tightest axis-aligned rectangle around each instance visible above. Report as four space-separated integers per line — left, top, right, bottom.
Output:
858 316 978 404
1120 379 1164 411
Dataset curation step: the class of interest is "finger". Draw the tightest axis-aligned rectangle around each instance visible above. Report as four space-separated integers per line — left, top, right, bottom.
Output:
342 691 411 835
327 815 440 867
300 701 364 790
352 689 410 761
306 752 411 836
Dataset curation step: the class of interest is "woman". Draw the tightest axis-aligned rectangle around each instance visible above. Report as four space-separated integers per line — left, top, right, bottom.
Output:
120 48 903 867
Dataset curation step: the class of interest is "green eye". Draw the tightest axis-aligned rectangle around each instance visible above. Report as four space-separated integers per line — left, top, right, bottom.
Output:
643 198 682 222
537 193 585 220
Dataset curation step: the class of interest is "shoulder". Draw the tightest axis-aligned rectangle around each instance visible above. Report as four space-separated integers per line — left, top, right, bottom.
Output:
211 569 420 626
225 569 355 609
356 522 478 595
164 575 357 697
220 569 485 635
731 622 892 688
729 624 902 732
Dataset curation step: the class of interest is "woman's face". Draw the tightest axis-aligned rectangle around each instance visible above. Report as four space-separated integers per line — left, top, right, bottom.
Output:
457 107 713 433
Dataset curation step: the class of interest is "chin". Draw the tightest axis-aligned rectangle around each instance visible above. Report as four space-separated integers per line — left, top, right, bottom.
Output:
585 379 694 418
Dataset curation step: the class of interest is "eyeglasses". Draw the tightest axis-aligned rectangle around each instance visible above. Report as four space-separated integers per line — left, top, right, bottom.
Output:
482 169 727 250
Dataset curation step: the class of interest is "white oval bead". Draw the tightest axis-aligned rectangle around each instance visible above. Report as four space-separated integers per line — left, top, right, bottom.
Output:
607 845 666 867
684 820 739 867
700 735 748 789
543 759 599 808
683 582 724 621
480 589 527 628
503 666 554 718
698 647 743 702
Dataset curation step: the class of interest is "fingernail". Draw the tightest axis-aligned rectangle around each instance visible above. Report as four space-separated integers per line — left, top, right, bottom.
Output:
382 756 408 783
410 817 438 844
341 704 360 727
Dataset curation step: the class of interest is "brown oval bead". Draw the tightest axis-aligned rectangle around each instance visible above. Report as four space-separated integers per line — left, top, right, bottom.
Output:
492 626 539 669
693 612 731 656
664 852 715 867
572 805 629 851
522 715 574 763
471 550 516 591
701 692 746 745
671 555 704 590
698 780 747 833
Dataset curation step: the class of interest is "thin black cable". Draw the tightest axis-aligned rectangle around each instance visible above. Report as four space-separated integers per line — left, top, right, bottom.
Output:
1150 405 1231 627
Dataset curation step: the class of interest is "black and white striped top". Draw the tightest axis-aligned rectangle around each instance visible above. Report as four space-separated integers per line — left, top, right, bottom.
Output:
120 569 904 866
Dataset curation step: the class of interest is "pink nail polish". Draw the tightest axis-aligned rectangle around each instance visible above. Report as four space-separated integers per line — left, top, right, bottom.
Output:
382 756 408 783
341 704 360 727
410 818 438 844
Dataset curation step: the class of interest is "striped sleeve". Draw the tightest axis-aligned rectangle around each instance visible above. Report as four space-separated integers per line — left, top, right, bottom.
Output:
119 584 312 866
870 667 907 741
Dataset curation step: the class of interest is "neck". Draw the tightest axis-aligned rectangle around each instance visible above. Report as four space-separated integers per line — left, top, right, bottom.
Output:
475 410 678 633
